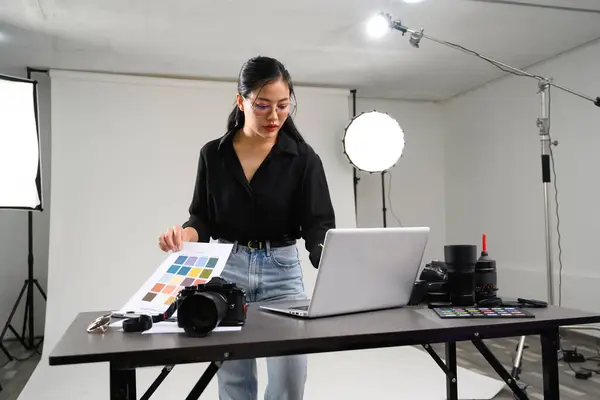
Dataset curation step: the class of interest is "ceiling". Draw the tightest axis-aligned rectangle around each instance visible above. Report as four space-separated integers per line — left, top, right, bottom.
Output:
1 0 599 101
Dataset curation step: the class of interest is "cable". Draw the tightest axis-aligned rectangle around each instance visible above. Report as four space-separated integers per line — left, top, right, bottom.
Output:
386 171 403 227
546 86 565 307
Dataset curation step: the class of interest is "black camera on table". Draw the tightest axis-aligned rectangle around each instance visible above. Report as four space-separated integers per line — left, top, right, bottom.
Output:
176 276 247 337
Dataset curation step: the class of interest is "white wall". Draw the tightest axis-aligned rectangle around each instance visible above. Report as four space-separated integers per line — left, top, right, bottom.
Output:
0 66 50 343
443 40 600 312
355 98 447 265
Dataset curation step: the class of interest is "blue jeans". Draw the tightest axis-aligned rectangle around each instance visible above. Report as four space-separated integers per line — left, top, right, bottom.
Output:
216 240 308 400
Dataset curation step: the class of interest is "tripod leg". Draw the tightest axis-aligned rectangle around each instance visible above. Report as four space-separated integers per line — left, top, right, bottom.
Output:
0 281 28 347
34 279 47 300
511 336 527 380
1 341 12 361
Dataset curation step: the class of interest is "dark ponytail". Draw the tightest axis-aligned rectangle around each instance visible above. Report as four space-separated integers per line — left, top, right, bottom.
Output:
227 56 304 141
226 106 245 131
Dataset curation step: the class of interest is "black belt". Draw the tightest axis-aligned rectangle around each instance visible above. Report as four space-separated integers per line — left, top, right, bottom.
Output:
234 238 296 250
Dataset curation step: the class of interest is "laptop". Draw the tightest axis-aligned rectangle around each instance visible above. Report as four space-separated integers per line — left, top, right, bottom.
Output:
259 227 430 318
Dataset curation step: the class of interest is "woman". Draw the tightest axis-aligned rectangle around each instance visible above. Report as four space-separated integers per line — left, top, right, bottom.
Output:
158 56 336 400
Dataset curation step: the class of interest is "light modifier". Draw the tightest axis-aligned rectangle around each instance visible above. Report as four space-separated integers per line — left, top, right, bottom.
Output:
0 74 42 210
343 110 405 173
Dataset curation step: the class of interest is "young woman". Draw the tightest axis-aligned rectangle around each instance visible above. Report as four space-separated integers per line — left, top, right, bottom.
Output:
158 56 336 400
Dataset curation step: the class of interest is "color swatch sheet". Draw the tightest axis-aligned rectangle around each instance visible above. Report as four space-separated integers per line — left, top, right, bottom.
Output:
433 307 535 319
118 241 233 316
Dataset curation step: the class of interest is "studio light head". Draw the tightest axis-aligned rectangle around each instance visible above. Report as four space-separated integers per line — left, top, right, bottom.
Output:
366 13 393 39
343 110 405 173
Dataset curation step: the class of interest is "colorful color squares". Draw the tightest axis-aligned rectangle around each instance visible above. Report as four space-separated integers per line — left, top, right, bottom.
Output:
165 296 176 305
195 257 208 267
140 255 221 306
189 268 202 277
151 283 165 293
184 257 198 266
181 277 195 287
176 266 190 275
174 256 187 265
198 269 210 278
169 275 184 285
142 292 157 302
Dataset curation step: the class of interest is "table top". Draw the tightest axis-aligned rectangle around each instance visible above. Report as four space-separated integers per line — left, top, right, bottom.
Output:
49 304 600 369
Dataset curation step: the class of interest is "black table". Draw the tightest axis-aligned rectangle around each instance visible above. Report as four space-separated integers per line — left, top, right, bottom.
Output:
49 304 600 400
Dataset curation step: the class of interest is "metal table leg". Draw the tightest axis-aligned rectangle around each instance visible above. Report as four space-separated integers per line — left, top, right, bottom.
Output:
110 363 136 400
421 343 458 400
540 328 560 400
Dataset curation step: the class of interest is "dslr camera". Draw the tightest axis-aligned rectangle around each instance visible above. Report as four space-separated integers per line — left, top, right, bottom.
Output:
176 276 247 337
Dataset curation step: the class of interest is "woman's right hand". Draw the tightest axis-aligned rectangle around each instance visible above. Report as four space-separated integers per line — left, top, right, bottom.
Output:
158 225 190 252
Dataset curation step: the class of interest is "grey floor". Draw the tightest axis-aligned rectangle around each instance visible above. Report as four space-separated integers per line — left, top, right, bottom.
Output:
0 341 41 400
428 333 600 400
1 334 599 399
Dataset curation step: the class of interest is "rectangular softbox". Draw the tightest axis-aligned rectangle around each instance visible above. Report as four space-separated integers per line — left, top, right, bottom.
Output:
0 73 43 210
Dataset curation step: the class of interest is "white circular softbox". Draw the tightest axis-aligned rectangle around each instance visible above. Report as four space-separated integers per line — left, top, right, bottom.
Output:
343 110 405 173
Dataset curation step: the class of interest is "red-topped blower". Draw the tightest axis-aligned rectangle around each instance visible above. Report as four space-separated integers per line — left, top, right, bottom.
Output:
474 234 498 303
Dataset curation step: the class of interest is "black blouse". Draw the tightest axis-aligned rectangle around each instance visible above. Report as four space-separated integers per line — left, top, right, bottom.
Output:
182 128 336 267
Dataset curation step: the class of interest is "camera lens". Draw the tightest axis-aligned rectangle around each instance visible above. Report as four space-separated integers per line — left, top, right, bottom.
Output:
475 254 498 302
444 244 477 306
177 292 228 336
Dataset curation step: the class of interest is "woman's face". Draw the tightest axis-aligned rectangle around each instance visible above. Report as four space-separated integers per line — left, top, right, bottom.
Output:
236 78 292 140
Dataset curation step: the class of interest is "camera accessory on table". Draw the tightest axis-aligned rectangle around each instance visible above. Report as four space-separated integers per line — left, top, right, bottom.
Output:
88 277 247 337
412 234 547 318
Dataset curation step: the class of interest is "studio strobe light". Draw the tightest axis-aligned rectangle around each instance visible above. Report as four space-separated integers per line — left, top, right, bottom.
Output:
0 72 47 360
344 110 405 226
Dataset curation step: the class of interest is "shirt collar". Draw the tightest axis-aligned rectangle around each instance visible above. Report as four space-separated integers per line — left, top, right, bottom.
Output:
217 128 299 156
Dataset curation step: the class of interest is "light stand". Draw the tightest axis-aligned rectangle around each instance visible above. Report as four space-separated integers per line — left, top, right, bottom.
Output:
374 11 600 384
381 172 387 227
0 67 48 357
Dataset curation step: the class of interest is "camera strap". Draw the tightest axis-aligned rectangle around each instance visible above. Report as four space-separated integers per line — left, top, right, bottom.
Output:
122 301 178 333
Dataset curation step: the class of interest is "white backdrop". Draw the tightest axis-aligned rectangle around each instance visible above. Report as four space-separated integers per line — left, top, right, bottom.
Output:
41 69 356 355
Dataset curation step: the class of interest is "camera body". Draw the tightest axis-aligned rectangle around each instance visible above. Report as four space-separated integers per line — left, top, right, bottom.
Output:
176 277 247 336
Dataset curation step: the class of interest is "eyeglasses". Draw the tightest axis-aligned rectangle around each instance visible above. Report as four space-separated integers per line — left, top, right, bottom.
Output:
245 97 296 117
86 313 112 333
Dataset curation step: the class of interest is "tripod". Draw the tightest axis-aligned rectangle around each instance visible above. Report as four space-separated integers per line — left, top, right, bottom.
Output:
0 211 47 353
0 68 48 355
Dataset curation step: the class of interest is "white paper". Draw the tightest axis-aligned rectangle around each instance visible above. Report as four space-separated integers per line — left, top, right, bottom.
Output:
141 321 242 335
118 242 233 316
109 320 241 334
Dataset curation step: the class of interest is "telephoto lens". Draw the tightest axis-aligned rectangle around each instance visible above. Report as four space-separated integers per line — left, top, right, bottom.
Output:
444 244 477 306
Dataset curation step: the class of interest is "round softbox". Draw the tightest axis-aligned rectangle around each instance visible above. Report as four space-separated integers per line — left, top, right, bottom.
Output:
343 110 405 173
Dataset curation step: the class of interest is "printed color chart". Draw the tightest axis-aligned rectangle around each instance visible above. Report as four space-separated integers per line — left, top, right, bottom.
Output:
119 242 233 315
433 307 534 319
